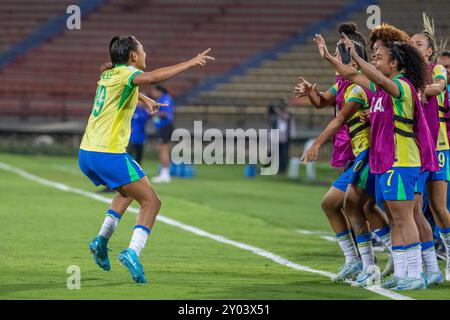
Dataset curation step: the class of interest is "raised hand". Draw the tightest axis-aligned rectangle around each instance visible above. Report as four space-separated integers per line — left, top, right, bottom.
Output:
314 34 330 59
190 48 215 67
294 76 313 98
341 33 356 57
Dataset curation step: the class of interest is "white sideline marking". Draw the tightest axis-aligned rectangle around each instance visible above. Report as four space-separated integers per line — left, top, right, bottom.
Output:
320 235 338 242
296 229 337 242
0 161 413 301
296 229 331 235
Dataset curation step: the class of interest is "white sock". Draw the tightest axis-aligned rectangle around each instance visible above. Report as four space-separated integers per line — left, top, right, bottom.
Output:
374 226 392 253
161 167 170 177
421 241 440 274
392 246 407 278
336 231 359 264
129 225 151 256
405 243 423 279
439 229 450 260
98 209 122 239
356 233 375 268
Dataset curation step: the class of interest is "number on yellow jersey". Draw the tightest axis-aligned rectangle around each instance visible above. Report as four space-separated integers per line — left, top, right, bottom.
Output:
92 85 106 117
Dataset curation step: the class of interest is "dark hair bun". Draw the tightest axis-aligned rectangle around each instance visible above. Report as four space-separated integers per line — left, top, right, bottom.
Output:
338 22 358 35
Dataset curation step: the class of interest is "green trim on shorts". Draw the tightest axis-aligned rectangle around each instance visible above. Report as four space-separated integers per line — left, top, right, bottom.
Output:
125 157 140 183
397 175 407 200
357 164 369 190
447 158 450 182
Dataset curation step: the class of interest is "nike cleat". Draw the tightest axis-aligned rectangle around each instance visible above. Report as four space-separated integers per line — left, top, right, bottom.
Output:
394 276 427 290
118 248 147 284
89 236 111 271
352 267 381 287
426 271 443 287
381 275 401 289
332 260 363 282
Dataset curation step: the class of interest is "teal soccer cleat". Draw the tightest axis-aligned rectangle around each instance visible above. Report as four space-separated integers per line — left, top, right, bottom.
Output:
425 271 443 287
332 260 363 282
118 248 147 284
394 276 427 291
381 275 401 289
89 236 111 271
352 267 381 287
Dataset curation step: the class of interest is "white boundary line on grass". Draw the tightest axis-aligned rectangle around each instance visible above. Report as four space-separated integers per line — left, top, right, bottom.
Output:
0 161 413 301
296 229 338 242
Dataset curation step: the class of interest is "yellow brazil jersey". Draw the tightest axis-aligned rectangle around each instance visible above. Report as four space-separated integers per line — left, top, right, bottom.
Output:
329 83 370 157
433 64 449 151
344 84 370 157
369 76 421 167
391 77 421 167
80 64 143 153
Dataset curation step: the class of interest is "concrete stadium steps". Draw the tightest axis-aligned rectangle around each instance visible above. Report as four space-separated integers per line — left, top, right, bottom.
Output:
188 0 450 118
3 0 448 122
0 0 75 53
1 0 349 118
173 103 334 131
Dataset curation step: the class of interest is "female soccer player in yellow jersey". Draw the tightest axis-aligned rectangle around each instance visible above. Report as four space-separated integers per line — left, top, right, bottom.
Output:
410 14 450 283
78 35 214 283
367 24 445 288
295 23 392 285
316 32 436 290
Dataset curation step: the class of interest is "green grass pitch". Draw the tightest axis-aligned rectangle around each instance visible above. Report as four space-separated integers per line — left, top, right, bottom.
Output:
0 152 449 300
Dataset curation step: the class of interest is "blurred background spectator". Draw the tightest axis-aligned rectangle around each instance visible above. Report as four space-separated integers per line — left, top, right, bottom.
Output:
149 85 174 183
268 98 296 174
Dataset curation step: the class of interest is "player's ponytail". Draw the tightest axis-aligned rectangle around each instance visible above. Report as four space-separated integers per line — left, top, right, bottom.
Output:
386 41 430 91
338 22 368 61
419 12 449 62
109 35 139 66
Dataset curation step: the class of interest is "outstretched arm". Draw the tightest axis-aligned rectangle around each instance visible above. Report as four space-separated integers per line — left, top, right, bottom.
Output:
294 76 335 108
341 33 401 98
303 101 361 163
133 49 215 85
314 34 371 91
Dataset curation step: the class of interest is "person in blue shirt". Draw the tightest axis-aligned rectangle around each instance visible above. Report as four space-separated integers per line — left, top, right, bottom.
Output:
149 85 174 183
128 101 151 164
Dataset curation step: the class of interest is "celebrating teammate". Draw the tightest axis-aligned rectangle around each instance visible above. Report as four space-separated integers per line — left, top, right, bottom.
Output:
315 30 438 290
295 23 392 285
78 35 214 283
410 13 450 283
